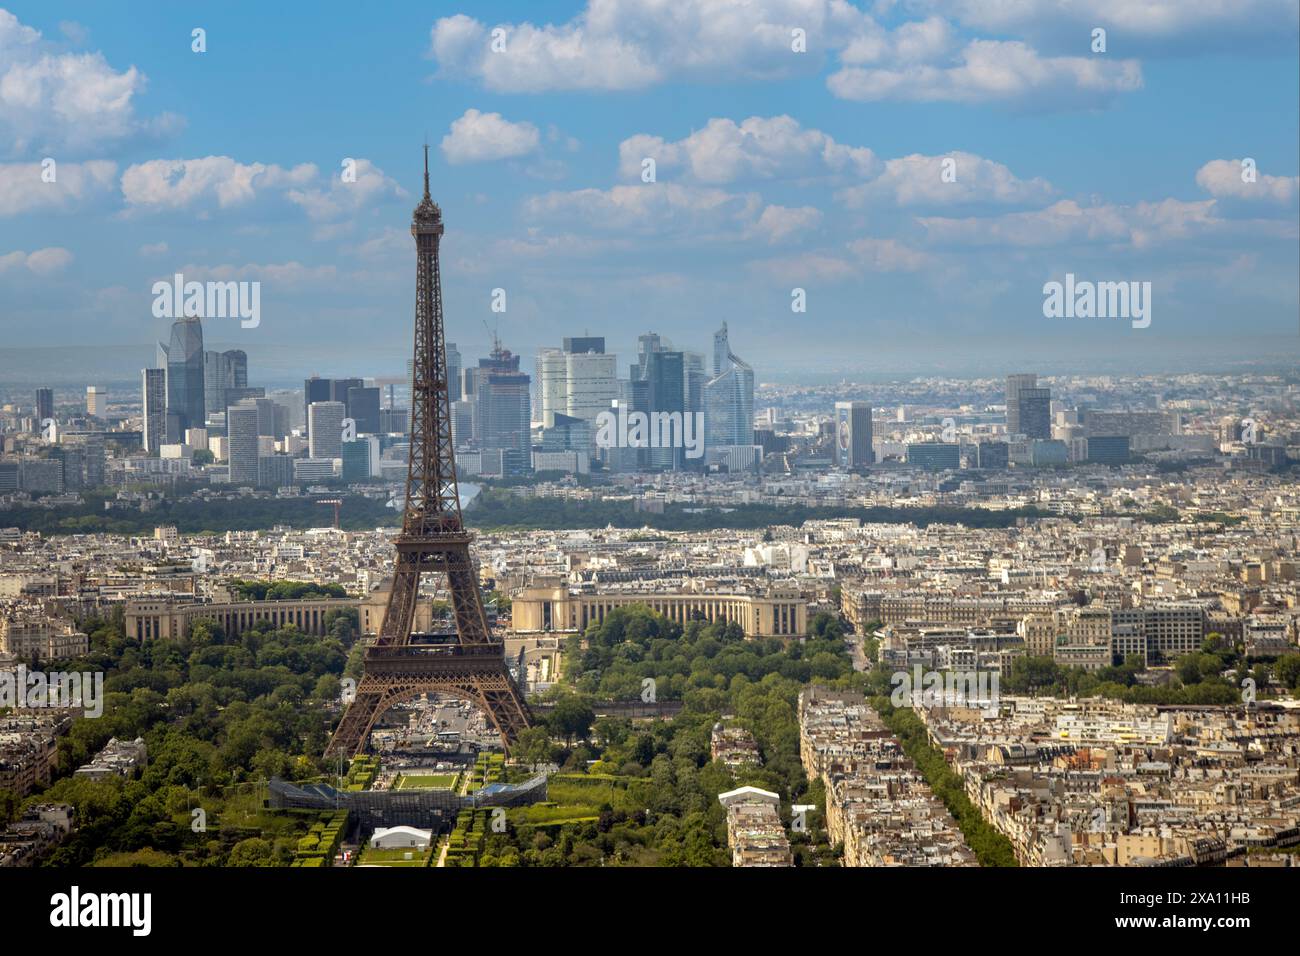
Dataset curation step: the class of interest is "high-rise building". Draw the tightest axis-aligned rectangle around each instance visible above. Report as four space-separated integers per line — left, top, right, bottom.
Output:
1005 373 1036 438
329 377 364 409
342 437 380 481
461 366 481 404
537 348 568 427
347 386 381 434
308 400 346 461
160 317 205 441
703 323 754 451
537 339 618 461
565 349 619 427
142 369 167 453
639 347 685 471
85 387 103 417
446 342 463 403
450 400 475 449
834 401 873 469
227 401 261 486
684 351 706 420
540 412 593 459
204 349 248 421
563 336 604 355
475 343 531 475
303 376 333 423
35 387 53 425
58 433 105 489
1018 387 1052 440
380 407 409 435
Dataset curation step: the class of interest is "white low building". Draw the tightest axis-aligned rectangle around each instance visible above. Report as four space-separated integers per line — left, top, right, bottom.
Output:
370 825 432 850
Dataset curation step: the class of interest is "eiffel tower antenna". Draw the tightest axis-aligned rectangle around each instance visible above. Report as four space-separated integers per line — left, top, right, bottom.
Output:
325 150 531 760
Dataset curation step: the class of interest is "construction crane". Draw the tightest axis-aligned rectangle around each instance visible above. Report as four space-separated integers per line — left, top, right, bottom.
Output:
316 498 343 530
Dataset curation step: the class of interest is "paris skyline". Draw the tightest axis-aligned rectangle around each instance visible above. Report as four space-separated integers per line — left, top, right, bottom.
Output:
0 0 1297 379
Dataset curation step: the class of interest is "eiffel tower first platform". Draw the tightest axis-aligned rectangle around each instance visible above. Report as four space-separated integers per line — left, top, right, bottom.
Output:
324 149 531 759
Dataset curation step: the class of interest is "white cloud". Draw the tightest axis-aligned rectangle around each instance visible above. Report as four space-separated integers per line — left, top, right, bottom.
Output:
840 15 957 65
1196 159 1298 204
619 115 879 184
846 237 930 271
441 109 541 164
523 181 825 249
0 159 115 215
524 182 762 237
748 250 859 283
429 2 1145 109
746 204 823 243
748 236 928 282
121 157 317 212
920 0 1298 45
0 246 73 276
916 197 1235 248
828 39 1142 104
138 241 168 257
838 151 1052 206
0 9 178 154
286 158 406 221
429 1 870 93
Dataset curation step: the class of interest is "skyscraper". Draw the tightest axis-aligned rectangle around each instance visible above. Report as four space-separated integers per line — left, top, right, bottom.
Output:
640 346 685 471
141 368 166 453
834 401 873 469
330 377 364 409
204 349 248 421
446 342 463 403
1005 373 1037 438
227 400 261 486
537 348 568 427
1018 387 1052 440
476 342 531 475
303 376 332 422
703 322 755 451
347 386 381 434
160 317 205 440
35 387 53 425
564 347 619 427
308 400 346 461
538 338 618 462
85 387 103 417
563 335 604 355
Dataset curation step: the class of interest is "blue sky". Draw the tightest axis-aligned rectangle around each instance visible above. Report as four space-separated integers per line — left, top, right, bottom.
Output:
1 0 1297 382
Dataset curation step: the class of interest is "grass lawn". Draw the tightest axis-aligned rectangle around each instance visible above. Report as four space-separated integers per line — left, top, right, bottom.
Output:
393 772 460 790
357 846 433 867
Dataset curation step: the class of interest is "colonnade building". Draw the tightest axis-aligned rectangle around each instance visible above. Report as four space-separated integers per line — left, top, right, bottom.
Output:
511 580 807 639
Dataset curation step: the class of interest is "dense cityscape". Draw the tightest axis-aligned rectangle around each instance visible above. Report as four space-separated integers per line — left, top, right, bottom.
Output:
3 298 1299 871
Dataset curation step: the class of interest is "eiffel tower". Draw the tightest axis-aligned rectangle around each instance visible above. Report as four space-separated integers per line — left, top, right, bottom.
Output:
324 148 531 759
